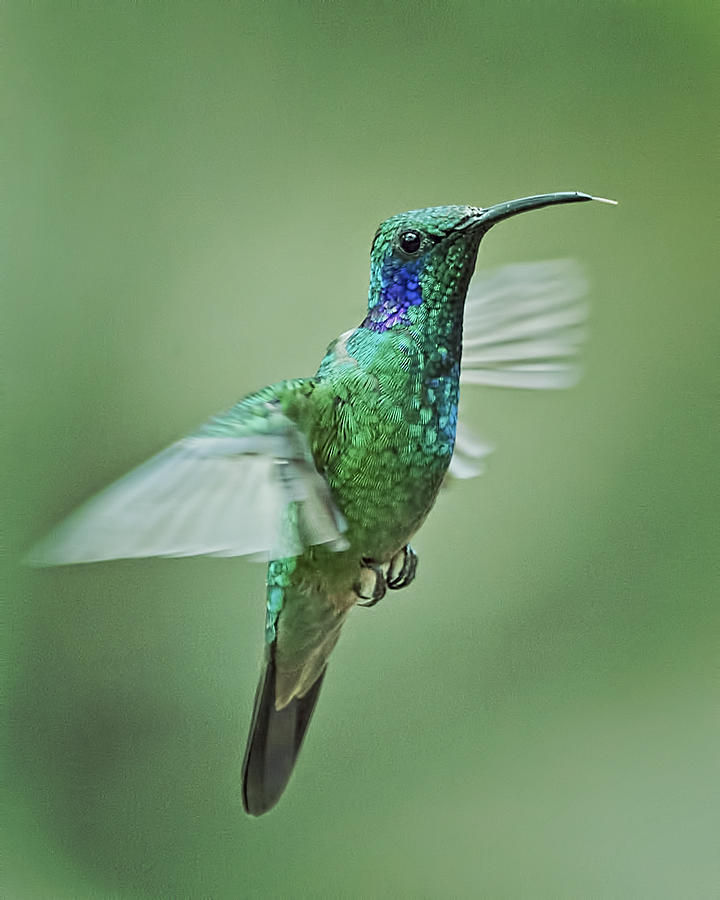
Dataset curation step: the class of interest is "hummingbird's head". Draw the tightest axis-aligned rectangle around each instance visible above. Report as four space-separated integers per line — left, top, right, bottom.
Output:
365 205 483 333
363 193 614 333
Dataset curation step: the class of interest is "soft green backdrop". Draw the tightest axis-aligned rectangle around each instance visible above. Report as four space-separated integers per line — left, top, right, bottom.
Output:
5 2 718 898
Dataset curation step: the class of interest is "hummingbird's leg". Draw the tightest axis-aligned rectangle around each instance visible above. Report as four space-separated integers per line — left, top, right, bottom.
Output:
354 559 387 607
386 544 418 590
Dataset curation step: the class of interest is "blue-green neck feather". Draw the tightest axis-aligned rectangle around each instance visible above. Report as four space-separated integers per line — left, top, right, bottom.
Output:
362 257 423 332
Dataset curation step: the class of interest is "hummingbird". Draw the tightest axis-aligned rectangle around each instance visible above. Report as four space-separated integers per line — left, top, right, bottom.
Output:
28 191 614 815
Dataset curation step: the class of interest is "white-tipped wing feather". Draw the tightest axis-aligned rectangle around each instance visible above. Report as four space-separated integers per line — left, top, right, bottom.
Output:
461 259 588 389
27 391 347 566
450 259 589 480
447 426 494 480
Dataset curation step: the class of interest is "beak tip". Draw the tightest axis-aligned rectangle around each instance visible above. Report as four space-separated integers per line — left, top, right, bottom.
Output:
589 195 619 206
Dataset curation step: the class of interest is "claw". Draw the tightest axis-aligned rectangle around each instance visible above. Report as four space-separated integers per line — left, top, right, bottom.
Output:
387 544 418 590
354 559 387 607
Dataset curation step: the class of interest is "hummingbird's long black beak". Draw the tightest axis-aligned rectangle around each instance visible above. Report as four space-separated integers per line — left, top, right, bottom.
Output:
476 191 617 230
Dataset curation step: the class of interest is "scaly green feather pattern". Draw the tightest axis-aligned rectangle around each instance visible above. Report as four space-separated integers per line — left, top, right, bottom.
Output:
268 207 488 707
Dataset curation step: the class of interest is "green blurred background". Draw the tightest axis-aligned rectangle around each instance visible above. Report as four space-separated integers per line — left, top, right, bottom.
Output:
5 2 718 897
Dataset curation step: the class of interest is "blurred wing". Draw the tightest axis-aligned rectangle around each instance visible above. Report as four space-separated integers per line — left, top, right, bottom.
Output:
447 425 494 480
461 259 588 389
450 260 589 480
27 384 347 566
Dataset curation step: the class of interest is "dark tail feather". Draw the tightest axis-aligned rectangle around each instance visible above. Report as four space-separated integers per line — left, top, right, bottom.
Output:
241 645 327 816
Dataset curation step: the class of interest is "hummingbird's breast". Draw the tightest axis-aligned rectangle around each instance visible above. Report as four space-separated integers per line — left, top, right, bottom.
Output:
311 327 460 563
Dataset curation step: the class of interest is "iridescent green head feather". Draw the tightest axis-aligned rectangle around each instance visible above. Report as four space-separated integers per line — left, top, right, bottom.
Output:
363 193 614 335
365 205 483 333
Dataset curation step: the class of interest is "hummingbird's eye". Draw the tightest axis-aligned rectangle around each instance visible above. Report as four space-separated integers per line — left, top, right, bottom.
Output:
398 230 423 255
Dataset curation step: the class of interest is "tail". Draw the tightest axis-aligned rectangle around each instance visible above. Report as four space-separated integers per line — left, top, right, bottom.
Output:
241 643 327 816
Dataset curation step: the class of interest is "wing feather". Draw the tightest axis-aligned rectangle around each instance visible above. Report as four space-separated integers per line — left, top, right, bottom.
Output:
450 260 590 481
26 385 347 566
460 259 589 391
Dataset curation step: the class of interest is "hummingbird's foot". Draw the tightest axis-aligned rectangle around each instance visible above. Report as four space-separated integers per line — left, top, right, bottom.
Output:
355 559 387 607
387 544 418 590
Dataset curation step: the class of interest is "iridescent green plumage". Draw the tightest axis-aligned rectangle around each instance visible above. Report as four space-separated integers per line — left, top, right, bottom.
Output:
26 192 614 816
243 197 612 814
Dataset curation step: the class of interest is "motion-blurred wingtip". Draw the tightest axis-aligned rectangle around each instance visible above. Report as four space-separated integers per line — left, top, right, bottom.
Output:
22 540 57 568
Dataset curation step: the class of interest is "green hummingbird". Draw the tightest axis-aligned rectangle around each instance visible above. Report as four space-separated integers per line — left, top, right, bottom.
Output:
28 191 614 815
